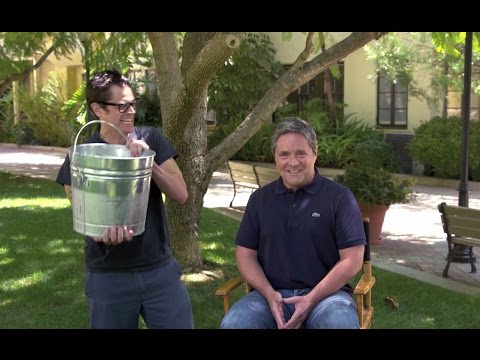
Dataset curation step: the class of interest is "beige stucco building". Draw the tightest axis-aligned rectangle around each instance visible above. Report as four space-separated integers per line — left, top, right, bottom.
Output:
266 32 453 173
30 49 84 97
22 32 465 172
267 32 439 135
26 32 442 135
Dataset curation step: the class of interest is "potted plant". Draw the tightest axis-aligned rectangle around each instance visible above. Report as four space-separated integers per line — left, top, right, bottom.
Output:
335 140 414 245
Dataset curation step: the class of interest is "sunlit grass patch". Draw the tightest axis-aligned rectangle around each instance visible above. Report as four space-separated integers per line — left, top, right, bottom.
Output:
0 197 70 209
1 270 52 291
0 257 14 266
182 270 223 283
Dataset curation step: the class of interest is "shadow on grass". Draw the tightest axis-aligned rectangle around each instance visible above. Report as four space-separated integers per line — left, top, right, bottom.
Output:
0 206 88 328
0 172 88 328
187 207 242 328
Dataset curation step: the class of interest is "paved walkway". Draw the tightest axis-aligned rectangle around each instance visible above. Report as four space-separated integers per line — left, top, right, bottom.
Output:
1 142 480 296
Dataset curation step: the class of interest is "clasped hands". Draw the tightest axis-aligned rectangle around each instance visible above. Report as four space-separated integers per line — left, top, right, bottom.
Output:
270 291 311 329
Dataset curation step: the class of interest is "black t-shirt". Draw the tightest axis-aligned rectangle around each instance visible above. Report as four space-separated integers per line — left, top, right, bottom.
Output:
56 126 177 272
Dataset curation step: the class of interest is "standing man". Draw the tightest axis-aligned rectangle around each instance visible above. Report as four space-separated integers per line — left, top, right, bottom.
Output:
220 117 365 329
57 69 193 329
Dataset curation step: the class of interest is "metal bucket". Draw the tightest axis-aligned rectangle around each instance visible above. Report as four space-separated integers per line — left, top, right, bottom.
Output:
70 121 156 237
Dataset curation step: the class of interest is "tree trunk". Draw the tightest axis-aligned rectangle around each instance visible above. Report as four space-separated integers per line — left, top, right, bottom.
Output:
167 169 211 270
148 32 387 271
323 68 337 124
167 87 212 271
148 32 243 270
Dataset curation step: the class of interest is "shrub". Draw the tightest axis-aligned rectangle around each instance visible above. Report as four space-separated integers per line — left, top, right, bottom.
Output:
409 116 462 178
336 164 414 207
0 91 16 143
208 33 284 127
353 139 401 173
15 72 82 147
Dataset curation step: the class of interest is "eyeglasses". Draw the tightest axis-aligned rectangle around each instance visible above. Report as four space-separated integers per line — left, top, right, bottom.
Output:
99 99 138 113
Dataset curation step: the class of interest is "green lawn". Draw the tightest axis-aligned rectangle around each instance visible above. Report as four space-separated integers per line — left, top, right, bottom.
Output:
1 171 479 328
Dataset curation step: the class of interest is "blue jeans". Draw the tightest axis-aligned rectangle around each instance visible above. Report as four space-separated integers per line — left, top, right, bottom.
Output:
84 259 193 329
220 288 359 329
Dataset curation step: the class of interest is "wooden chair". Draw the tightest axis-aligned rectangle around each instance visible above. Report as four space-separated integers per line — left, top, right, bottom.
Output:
215 219 375 329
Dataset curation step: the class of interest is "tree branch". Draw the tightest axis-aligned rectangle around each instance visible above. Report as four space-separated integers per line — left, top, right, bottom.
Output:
291 32 316 70
147 32 182 125
208 32 388 169
0 44 55 97
169 32 244 132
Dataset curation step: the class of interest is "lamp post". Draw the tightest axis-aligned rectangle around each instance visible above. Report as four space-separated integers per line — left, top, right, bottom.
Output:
77 32 92 136
453 31 476 263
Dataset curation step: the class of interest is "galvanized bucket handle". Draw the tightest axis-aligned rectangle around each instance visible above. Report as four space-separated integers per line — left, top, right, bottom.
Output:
71 120 129 163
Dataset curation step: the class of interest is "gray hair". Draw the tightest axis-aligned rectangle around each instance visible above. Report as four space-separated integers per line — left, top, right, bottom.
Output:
271 117 318 154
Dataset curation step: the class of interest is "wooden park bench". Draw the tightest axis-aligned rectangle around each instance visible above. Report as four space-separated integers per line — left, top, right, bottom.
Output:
254 165 280 187
438 202 479 278
226 160 279 207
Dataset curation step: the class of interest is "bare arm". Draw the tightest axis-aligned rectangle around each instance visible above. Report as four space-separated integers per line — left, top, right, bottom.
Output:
151 158 188 204
283 244 364 328
236 245 286 328
307 244 364 303
126 139 188 204
64 185 72 203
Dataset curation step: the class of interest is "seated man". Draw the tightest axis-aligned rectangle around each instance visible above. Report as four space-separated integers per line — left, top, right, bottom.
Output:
220 117 366 329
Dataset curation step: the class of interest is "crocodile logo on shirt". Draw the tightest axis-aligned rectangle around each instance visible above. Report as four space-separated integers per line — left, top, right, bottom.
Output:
311 212 321 218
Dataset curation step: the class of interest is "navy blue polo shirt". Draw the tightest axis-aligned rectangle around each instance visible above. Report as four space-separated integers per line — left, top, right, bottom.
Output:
236 168 366 292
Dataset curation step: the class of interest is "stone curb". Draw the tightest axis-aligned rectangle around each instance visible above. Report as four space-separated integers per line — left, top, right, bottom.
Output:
373 260 480 296
320 168 480 191
0 142 68 154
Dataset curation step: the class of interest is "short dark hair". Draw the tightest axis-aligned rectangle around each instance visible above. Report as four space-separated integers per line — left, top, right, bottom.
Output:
271 117 318 154
86 69 133 105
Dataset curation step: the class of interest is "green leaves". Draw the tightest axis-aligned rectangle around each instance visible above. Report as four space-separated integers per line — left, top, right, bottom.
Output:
409 116 480 179
207 33 283 126
336 164 414 206
365 32 480 106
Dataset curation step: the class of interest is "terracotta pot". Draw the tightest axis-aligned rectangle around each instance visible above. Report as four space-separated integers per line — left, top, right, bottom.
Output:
358 203 389 245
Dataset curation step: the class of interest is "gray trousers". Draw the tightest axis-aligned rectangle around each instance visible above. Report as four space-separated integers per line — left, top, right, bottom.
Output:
84 259 193 329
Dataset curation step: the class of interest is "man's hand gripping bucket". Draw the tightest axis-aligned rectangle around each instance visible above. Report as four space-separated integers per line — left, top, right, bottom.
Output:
70 120 156 237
